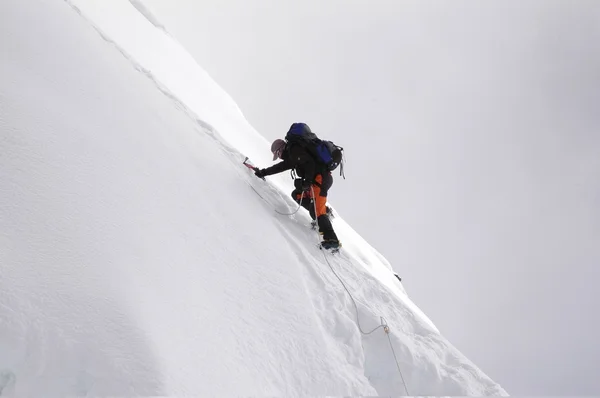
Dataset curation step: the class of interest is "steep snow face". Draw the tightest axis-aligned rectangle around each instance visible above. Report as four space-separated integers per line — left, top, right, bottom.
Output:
65 0 424 322
0 0 507 396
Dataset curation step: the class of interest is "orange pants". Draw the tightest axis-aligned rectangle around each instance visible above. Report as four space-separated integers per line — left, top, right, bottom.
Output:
295 174 327 218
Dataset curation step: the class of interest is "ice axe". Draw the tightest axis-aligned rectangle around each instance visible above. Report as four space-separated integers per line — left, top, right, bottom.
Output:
243 157 265 180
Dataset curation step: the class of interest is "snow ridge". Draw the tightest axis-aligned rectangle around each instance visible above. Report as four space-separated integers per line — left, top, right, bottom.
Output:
128 0 169 33
0 0 508 395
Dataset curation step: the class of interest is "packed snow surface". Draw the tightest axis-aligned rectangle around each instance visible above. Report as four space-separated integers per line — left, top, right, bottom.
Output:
0 0 507 395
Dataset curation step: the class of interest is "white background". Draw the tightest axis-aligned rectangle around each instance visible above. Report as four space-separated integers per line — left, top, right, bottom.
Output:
143 0 600 393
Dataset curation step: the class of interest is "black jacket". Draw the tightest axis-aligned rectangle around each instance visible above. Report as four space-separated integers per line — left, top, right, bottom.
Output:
261 143 317 182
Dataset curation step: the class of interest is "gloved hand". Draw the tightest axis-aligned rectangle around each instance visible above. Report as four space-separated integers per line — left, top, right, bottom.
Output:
254 168 266 178
301 179 313 191
254 167 265 178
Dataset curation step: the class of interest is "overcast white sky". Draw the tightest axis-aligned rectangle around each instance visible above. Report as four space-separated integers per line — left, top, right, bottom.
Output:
143 0 600 394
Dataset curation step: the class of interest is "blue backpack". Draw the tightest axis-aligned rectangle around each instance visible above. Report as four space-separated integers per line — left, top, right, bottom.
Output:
285 123 345 176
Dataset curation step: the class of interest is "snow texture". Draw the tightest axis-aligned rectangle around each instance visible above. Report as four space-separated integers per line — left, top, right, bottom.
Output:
0 0 508 395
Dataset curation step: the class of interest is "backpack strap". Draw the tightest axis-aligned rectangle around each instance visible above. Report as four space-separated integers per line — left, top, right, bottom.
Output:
338 148 346 179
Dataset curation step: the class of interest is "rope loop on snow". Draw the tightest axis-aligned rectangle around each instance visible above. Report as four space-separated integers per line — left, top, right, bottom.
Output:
247 181 303 216
309 186 410 395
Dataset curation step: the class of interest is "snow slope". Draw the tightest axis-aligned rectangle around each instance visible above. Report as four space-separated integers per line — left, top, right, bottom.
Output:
0 0 507 395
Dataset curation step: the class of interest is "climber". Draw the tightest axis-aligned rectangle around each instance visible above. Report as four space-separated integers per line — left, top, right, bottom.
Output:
254 123 342 249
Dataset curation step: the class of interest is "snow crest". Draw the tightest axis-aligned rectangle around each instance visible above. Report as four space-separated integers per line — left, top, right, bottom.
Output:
0 0 507 395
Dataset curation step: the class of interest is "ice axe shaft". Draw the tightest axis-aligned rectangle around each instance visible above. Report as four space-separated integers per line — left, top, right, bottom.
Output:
243 157 265 180
242 157 257 171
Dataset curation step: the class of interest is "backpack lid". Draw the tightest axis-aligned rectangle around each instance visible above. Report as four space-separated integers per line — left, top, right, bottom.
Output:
331 148 343 164
288 122 311 134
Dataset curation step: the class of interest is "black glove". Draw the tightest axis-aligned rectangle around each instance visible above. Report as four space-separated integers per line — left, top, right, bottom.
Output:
254 168 266 178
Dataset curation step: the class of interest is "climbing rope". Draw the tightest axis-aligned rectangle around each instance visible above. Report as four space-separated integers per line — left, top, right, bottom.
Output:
245 166 410 395
310 186 410 395
384 319 410 396
247 182 303 216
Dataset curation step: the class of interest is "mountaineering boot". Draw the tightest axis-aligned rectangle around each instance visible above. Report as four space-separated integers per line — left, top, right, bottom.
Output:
317 215 340 250
320 239 341 250
320 231 341 250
